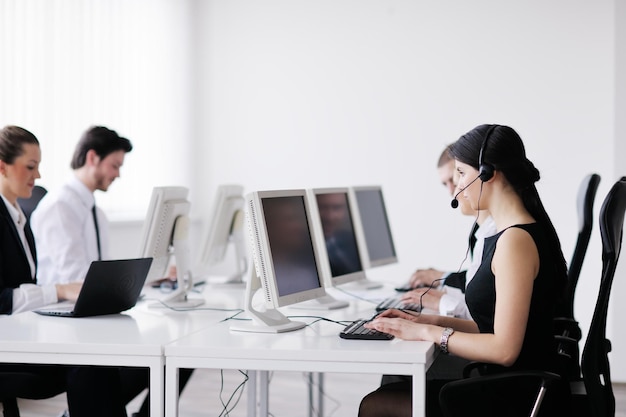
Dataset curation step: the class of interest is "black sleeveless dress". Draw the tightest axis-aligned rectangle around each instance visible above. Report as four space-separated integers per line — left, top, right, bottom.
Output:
460 223 569 416
465 223 562 373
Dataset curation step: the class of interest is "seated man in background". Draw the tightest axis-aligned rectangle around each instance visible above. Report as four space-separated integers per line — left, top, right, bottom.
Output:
31 125 191 417
31 126 132 284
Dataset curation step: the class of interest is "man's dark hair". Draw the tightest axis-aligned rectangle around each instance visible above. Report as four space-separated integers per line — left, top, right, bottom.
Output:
70 126 133 169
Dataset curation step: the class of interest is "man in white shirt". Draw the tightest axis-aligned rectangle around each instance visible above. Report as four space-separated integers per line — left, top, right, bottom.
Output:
31 126 193 417
31 126 131 285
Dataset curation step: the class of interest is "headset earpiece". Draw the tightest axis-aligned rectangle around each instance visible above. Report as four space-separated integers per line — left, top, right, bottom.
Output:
478 125 497 182
479 164 494 182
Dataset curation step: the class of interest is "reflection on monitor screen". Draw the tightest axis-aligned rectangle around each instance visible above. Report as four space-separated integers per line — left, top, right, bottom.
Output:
352 185 398 268
195 184 247 284
230 189 326 333
138 186 204 308
290 188 376 308
263 195 321 297
316 190 363 279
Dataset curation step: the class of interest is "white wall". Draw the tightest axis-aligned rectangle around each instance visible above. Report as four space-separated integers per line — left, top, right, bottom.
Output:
189 0 626 380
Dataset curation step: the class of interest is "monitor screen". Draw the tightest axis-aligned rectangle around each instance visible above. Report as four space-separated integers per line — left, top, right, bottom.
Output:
352 186 397 268
311 188 367 287
261 194 322 298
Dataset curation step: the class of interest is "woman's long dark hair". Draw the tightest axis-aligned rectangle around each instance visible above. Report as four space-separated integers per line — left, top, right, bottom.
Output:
449 124 567 297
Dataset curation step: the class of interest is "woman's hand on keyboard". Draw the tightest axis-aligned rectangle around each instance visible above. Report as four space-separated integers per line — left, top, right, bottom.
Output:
364 311 440 341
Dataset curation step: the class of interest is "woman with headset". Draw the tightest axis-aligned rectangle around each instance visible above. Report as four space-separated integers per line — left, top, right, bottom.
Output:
0 125 129 417
358 124 570 417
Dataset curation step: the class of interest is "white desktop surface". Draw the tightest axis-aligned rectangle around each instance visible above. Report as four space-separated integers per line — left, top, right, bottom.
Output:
0 287 243 417
164 300 437 417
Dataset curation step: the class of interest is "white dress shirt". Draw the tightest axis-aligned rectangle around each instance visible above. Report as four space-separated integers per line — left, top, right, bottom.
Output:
438 216 497 318
1 194 58 313
31 176 110 285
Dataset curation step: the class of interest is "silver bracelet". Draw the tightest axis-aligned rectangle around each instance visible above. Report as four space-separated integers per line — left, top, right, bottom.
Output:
440 327 454 354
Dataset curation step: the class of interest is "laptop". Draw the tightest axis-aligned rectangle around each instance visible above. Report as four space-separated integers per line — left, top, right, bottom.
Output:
35 258 153 317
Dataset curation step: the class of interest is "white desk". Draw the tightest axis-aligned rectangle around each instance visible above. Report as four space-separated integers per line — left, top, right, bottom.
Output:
164 301 437 417
0 292 241 417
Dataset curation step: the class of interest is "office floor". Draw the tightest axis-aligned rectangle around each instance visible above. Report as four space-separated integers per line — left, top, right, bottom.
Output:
14 369 381 417
12 370 626 416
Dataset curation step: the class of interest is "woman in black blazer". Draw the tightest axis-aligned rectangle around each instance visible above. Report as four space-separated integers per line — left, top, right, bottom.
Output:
0 125 128 417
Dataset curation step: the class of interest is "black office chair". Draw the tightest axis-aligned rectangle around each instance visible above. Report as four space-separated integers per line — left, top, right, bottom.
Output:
557 173 602 320
554 173 601 379
0 367 66 417
569 175 626 417
16 185 47 220
439 368 562 417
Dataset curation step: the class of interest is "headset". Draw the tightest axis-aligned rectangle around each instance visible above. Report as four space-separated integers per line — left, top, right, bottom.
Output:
478 124 497 182
450 124 497 209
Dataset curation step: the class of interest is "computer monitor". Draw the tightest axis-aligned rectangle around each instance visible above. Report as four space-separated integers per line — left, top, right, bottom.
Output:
230 189 327 333
300 187 375 306
138 186 204 308
195 184 247 284
351 185 398 269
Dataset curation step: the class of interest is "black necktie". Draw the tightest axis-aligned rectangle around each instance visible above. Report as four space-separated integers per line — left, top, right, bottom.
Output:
468 222 479 258
92 205 102 261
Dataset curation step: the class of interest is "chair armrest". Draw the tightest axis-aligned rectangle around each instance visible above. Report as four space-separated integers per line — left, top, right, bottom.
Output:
553 317 582 340
440 370 562 417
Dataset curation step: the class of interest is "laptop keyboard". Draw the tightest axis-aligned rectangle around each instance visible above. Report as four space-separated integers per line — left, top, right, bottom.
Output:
375 297 421 312
339 319 394 340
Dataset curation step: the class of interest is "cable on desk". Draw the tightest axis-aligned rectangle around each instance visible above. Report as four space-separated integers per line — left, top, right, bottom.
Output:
220 309 246 323
285 315 354 327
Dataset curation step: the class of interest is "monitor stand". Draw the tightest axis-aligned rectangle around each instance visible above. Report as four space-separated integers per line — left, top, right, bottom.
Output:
229 269 305 333
290 294 348 310
341 277 383 291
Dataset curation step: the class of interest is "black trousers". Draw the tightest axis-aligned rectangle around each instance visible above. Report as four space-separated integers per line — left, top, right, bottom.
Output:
1 364 194 417
0 363 128 417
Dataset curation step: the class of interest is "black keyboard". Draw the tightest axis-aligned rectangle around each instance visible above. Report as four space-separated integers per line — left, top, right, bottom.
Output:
339 319 394 340
375 297 422 312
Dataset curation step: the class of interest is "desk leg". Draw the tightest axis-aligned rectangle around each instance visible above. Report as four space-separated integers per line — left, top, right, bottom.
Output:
259 370 269 417
307 372 324 417
165 363 179 417
248 370 257 417
307 373 313 417
151 361 166 417
318 372 324 415
411 364 426 417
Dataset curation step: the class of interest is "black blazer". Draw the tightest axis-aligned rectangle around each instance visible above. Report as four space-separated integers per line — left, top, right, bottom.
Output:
0 197 37 314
